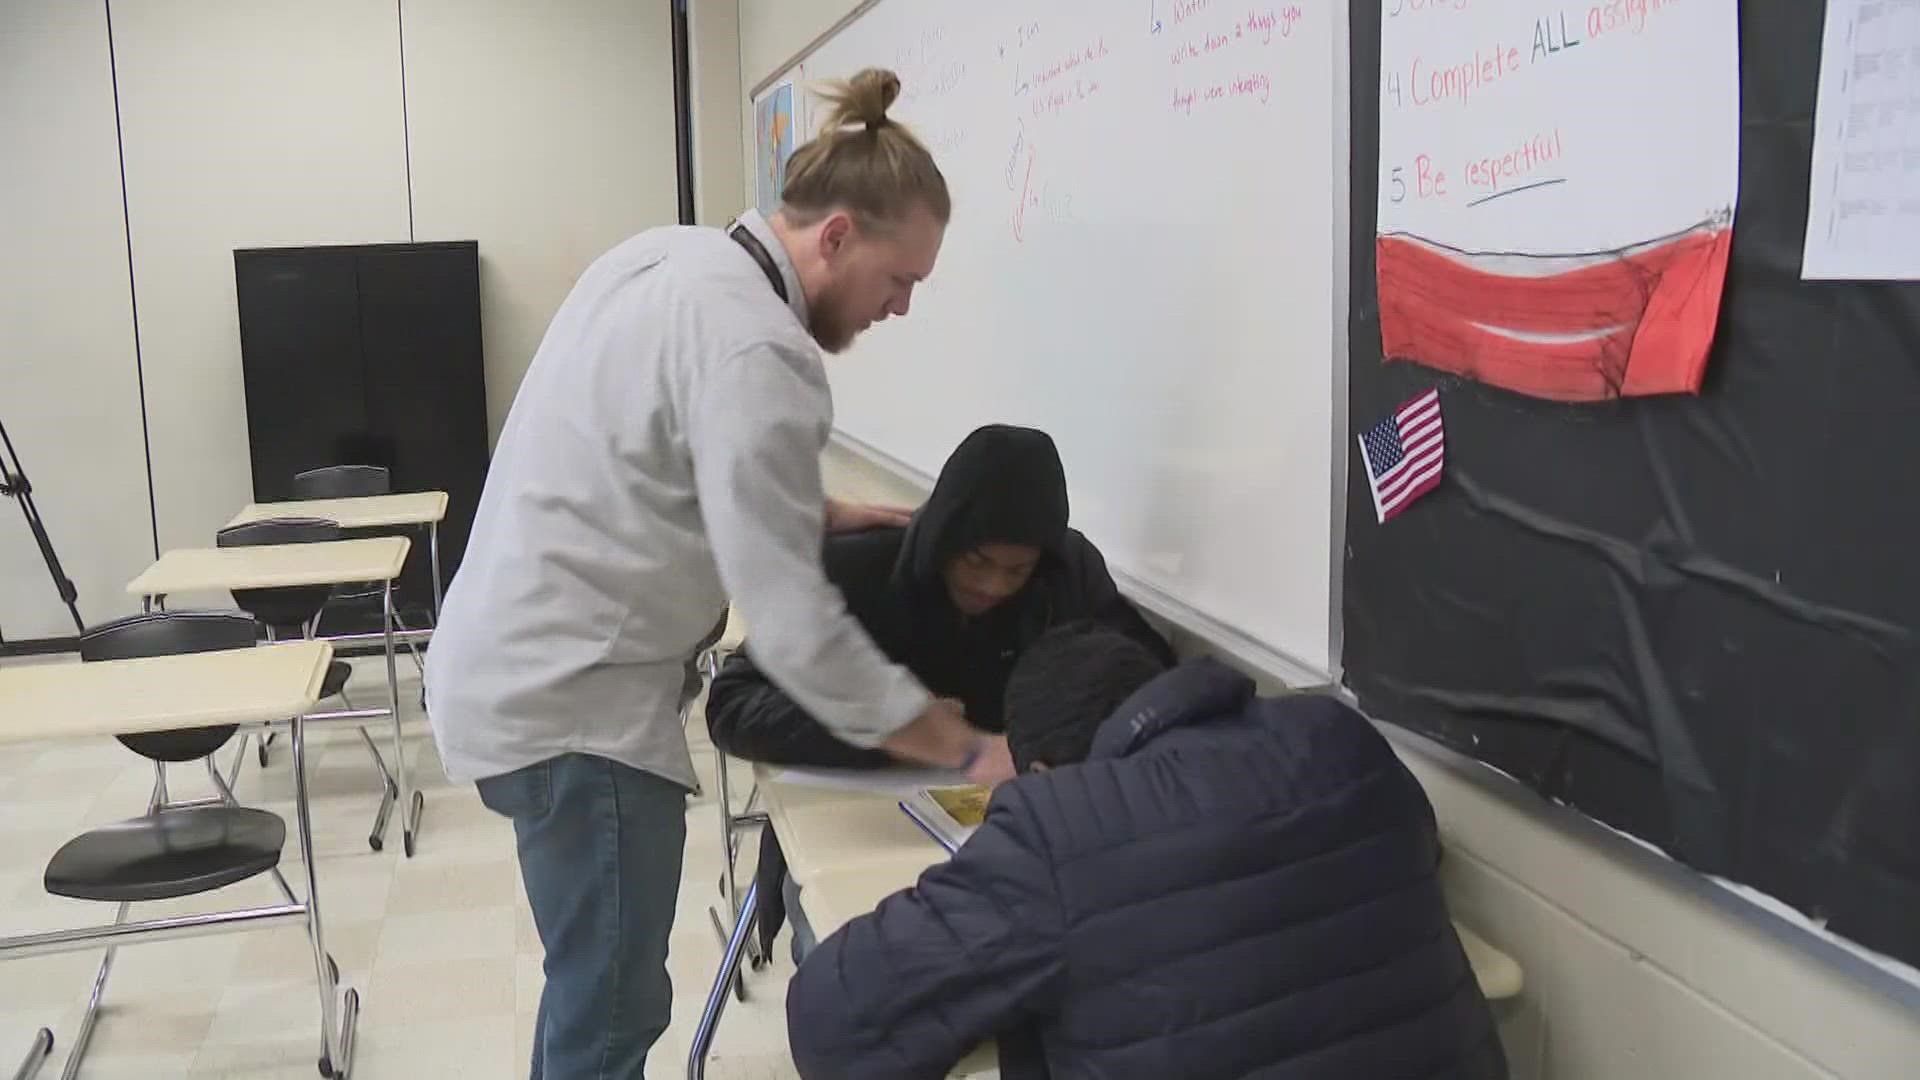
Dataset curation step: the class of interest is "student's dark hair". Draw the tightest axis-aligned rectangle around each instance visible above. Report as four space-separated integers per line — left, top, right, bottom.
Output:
1004 624 1171 771
780 68 953 230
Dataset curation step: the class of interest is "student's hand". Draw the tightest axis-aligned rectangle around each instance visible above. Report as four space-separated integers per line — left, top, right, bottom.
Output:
824 497 914 533
963 734 1017 787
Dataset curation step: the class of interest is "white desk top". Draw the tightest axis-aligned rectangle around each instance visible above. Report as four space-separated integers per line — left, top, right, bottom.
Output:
126 536 411 596
225 491 448 530
762 773 941 884
0 641 332 745
761 771 1524 1001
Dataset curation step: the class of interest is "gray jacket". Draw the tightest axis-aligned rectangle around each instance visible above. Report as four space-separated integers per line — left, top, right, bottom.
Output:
424 210 929 789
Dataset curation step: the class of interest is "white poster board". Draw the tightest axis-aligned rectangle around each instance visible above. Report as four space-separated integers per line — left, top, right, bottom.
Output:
1374 1 1740 403
1803 0 1920 280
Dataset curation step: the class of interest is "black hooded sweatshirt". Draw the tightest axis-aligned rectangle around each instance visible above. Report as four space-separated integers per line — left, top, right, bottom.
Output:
705 424 1174 768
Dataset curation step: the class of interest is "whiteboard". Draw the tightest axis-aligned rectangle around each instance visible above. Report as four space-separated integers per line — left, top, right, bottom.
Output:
756 0 1344 678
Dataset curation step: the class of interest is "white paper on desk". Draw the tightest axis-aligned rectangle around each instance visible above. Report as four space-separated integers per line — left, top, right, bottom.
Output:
1804 0 1920 279
765 765 970 797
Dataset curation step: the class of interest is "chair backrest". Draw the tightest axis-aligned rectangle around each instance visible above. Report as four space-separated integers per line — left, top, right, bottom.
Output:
82 611 261 762
292 464 390 500
293 466 393 594
217 516 340 547
215 516 342 633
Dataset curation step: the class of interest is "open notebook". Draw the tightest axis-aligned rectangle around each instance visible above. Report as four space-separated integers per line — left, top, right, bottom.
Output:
898 785 992 854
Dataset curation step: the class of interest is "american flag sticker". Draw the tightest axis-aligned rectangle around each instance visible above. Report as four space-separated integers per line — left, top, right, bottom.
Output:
1358 389 1445 524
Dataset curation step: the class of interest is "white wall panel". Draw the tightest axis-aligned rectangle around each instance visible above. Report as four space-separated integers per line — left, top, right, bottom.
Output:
0 2 151 641
401 0 680 441
111 0 411 568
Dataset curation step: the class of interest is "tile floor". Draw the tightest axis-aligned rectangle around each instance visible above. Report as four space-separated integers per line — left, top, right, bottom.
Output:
0 655 801 1079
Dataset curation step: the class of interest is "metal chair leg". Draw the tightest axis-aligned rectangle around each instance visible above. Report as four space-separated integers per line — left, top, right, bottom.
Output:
292 712 358 1079
715 747 736 902
707 749 763 970
45 762 174 1080
391 611 426 678
11 1029 51 1080
56 901 129 1080
382 582 421 858
706 907 749 1002
225 731 252 790
357 728 400 854
206 756 301 907
686 881 757 1080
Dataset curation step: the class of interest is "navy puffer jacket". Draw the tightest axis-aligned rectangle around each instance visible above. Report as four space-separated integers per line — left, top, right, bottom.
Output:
787 658 1508 1079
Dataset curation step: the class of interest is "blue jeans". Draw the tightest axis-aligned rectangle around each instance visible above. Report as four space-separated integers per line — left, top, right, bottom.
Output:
477 753 688 1080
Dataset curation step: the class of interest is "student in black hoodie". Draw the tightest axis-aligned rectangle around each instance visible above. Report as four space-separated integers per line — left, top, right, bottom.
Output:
705 424 1173 955
706 424 1172 763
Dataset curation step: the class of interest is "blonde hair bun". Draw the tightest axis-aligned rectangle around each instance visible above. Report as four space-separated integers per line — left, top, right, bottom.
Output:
780 67 951 226
821 68 901 132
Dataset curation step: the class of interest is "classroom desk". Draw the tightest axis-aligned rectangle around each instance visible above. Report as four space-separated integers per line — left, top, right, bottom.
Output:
759 776 941 882
688 768 993 1080
688 770 1525 1080
0 641 360 1079
225 491 450 628
126 537 409 599
126 537 425 857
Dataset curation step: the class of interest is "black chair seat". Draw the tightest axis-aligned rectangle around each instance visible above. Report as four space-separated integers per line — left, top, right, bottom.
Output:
45 806 286 903
322 659 352 700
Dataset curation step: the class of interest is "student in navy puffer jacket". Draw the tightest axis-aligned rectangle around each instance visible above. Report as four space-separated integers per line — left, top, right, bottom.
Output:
787 625 1508 1079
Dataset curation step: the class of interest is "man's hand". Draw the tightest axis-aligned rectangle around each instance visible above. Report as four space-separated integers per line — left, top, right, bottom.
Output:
882 698 1014 783
824 497 914 534
963 734 1017 786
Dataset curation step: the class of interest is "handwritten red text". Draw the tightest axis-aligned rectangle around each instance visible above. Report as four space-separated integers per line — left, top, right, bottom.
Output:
1013 147 1035 242
1246 6 1305 44
1033 78 1102 118
1387 0 1473 14
1588 0 1680 38
1168 8 1303 66
1408 43 1523 106
1464 128 1564 192
1172 0 1213 24
1171 72 1274 112
1033 37 1111 88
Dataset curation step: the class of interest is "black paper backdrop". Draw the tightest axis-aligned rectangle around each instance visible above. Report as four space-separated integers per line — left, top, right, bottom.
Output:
1345 0 1920 969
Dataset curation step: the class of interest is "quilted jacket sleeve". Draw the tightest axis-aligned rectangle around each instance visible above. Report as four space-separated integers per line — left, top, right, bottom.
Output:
786 787 1065 1079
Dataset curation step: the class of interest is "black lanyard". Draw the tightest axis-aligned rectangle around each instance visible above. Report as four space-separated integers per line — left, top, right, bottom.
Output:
729 224 789 303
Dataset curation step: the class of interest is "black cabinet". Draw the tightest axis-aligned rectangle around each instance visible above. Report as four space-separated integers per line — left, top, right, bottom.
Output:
234 241 490 630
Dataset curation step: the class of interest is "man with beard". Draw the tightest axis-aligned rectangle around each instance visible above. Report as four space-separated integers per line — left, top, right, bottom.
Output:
425 68 1014 1080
